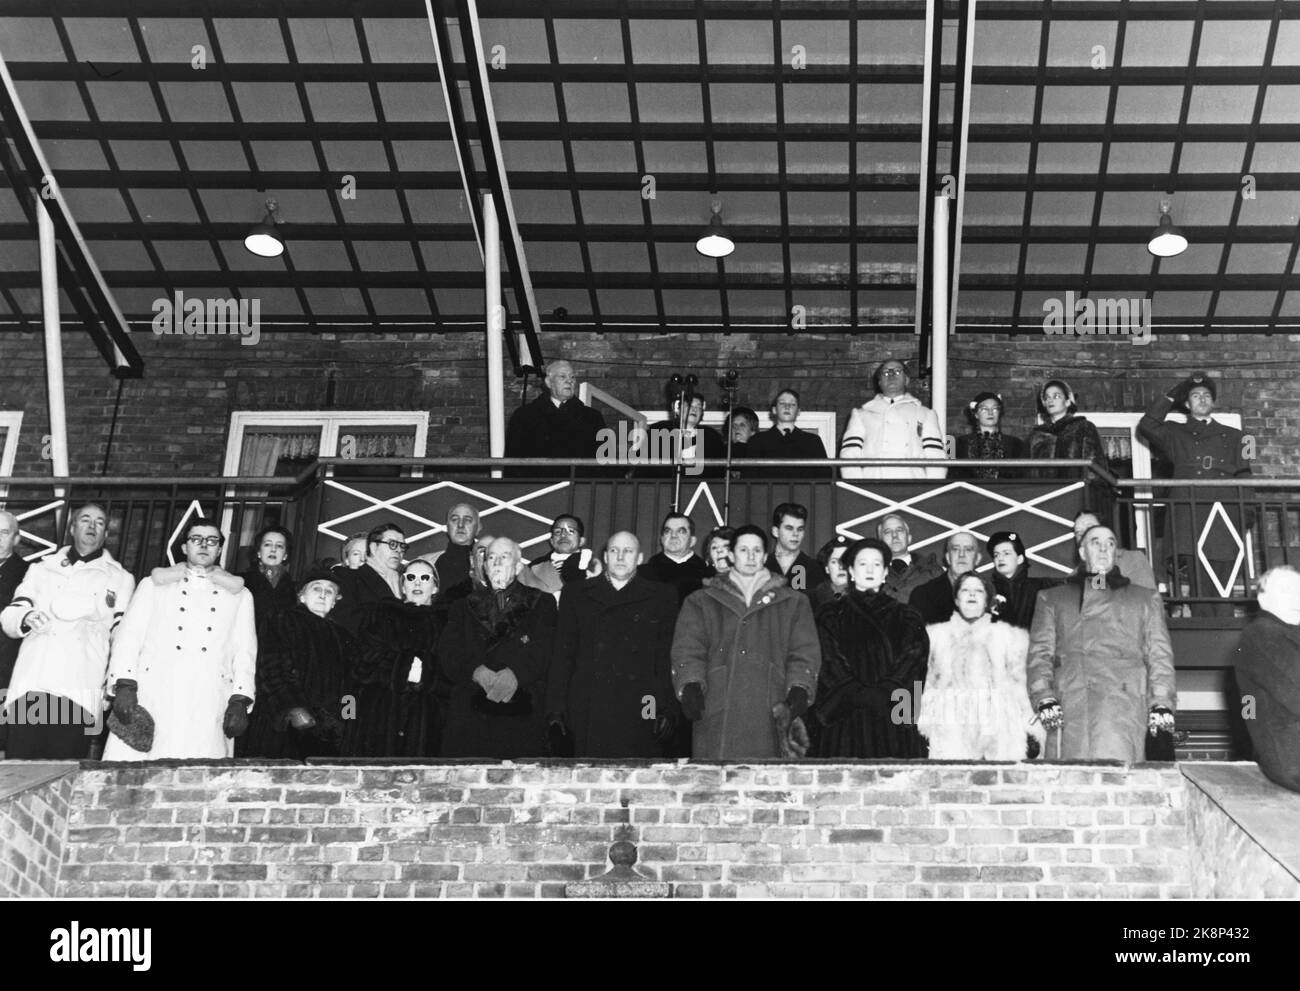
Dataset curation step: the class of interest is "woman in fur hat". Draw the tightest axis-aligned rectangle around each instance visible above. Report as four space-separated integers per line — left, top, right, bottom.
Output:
918 572 1045 760
953 392 1025 479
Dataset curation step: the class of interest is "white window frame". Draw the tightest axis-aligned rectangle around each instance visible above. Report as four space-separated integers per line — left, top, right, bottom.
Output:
222 410 430 478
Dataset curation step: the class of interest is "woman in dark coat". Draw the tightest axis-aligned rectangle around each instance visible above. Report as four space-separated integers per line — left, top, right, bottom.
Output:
349 559 450 757
239 524 297 633
1028 379 1112 515
239 570 359 760
813 537 930 758
438 538 556 759
987 531 1058 631
954 391 1025 479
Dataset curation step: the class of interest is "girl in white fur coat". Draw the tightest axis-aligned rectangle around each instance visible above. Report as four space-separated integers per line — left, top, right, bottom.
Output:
918 573 1046 760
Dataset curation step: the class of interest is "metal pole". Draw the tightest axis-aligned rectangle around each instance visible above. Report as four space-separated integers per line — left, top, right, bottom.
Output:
39 201 70 487
931 193 950 434
484 194 505 478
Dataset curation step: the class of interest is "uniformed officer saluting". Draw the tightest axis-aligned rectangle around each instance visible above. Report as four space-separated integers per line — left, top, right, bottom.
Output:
1139 372 1252 616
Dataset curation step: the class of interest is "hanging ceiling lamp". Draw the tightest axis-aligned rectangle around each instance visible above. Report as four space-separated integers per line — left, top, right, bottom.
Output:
695 199 735 259
244 198 284 258
1146 198 1188 258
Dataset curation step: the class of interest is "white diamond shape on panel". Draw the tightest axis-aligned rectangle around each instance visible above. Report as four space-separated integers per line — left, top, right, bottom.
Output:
1196 500 1245 598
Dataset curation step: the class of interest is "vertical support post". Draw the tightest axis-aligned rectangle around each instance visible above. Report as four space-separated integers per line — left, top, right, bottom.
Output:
484 193 505 478
39 200 69 492
931 194 949 434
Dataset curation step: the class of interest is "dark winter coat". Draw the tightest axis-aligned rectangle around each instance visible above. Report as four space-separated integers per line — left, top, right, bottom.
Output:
349 597 451 758
0 553 31 694
1028 413 1113 516
1233 612 1300 793
991 562 1058 630
1138 394 1253 564
812 586 930 759
1027 569 1176 761
953 431 1026 479
439 580 556 758
640 552 709 606
672 572 821 760
639 420 727 478
330 564 399 634
881 551 944 605
909 571 958 625
547 574 679 758
239 603 359 760
744 427 832 478
505 390 607 477
765 551 828 599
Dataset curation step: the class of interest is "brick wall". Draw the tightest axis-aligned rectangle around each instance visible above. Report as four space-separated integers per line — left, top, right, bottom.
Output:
0 329 1296 478
59 762 1192 899
0 766 75 897
1184 766 1300 898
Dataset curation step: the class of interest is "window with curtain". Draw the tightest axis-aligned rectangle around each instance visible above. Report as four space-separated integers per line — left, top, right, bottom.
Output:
237 430 322 476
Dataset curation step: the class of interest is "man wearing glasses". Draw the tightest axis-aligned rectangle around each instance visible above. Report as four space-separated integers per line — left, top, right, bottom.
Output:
102 521 256 760
528 515 599 594
333 522 407 632
2 503 135 758
839 358 947 480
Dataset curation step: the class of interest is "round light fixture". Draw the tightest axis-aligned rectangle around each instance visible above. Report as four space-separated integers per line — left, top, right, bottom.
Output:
244 198 284 258
1147 200 1187 258
695 200 735 259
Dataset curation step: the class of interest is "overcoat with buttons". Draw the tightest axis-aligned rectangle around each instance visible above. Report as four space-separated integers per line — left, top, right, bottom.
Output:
547 573 679 758
1138 394 1253 565
671 572 821 760
103 568 256 760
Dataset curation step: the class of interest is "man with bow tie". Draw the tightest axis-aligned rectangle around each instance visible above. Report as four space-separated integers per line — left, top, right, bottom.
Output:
1 503 134 758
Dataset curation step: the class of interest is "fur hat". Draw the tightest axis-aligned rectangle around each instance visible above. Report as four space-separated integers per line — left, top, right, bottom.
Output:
987 530 1025 558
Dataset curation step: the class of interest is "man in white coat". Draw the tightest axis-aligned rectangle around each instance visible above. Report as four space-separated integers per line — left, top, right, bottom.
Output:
103 521 256 761
0 503 134 758
839 358 947 480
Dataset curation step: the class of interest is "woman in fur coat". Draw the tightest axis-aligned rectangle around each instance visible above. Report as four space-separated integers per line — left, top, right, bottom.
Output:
918 573 1045 760
1028 379 1112 516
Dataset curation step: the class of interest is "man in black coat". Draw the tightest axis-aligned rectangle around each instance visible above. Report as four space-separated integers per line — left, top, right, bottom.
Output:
745 388 831 479
1138 371 1252 615
331 522 404 633
1233 566 1300 792
505 359 607 478
528 514 599 591
417 502 481 591
877 514 944 604
640 511 710 606
986 530 1057 630
765 502 828 597
439 537 556 758
546 532 679 758
909 531 981 625
643 393 727 478
0 510 31 753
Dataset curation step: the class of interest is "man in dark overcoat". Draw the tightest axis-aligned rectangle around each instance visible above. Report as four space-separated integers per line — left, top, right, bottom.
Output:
505 359 607 478
546 531 679 758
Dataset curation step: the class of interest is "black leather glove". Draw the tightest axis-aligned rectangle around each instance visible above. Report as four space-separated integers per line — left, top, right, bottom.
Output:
1026 734 1041 760
223 695 252 738
651 711 677 743
785 686 810 720
679 683 705 722
111 679 138 724
546 714 574 758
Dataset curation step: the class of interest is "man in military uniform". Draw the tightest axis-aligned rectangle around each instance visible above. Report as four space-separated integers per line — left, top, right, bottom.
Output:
1138 372 1251 616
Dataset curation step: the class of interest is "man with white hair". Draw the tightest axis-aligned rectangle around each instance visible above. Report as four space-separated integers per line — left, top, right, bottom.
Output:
438 536 556 757
504 359 607 477
876 514 943 605
909 531 981 625
1 503 134 758
1233 566 1300 792
1027 524 1176 761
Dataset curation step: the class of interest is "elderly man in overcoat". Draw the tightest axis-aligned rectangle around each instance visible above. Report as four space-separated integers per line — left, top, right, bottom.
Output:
1233 566 1300 792
1027 525 1176 761
546 531 679 758
671 525 821 760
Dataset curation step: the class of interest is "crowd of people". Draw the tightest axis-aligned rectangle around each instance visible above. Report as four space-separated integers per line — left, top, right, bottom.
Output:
0 366 1291 791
